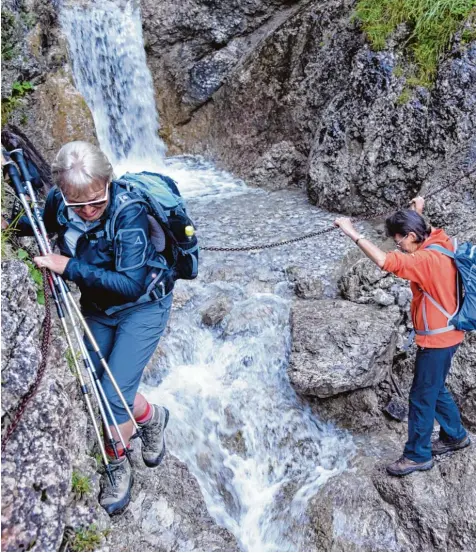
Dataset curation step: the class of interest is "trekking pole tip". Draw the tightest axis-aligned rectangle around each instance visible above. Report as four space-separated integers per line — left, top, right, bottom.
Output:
105 464 116 487
131 427 144 442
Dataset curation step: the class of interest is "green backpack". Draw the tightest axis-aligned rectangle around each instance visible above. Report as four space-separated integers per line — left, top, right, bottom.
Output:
110 171 199 281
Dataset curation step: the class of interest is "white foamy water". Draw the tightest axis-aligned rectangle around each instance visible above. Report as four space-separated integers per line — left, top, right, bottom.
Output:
61 1 356 549
142 284 355 551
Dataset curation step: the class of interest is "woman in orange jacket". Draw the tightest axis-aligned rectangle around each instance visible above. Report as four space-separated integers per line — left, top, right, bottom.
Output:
335 197 470 476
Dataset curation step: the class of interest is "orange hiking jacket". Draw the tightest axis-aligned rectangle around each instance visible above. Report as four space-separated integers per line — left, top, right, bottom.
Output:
383 228 464 349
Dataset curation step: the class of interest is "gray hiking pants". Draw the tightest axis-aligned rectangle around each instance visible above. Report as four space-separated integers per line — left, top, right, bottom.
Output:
84 293 173 424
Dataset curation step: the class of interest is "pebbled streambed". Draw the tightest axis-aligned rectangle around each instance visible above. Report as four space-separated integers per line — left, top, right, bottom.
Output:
60 1 378 549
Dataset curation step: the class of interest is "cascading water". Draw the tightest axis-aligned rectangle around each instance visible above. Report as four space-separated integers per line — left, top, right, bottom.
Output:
61 0 165 175
61 1 358 550
61 0 247 199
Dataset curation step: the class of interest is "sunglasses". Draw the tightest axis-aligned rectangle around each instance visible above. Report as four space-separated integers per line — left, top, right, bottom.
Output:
60 185 109 208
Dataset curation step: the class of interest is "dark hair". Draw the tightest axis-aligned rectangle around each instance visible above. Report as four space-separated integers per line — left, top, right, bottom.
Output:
385 210 431 243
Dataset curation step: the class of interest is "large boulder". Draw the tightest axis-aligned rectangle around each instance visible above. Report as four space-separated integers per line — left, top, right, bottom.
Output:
306 436 476 551
288 299 401 397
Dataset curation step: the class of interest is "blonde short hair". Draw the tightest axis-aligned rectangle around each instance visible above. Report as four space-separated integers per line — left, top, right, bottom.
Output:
51 141 114 194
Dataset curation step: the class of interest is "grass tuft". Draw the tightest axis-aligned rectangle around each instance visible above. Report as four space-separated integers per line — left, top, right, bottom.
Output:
69 525 103 552
396 87 413 104
16 248 45 304
71 471 92 499
1 81 35 126
354 0 476 84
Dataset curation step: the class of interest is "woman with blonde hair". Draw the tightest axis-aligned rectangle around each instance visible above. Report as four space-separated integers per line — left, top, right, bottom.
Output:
15 141 174 515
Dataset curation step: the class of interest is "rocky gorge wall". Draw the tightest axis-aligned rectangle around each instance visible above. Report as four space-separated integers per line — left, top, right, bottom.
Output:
1 259 238 552
1 0 97 162
2 0 476 550
142 0 475 215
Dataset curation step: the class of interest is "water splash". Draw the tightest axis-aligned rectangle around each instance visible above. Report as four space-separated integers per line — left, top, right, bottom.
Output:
61 1 166 171
143 282 355 551
61 2 356 549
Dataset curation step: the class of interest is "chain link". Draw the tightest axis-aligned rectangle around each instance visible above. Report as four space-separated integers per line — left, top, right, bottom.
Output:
2 268 52 449
201 171 474 252
1 171 473 445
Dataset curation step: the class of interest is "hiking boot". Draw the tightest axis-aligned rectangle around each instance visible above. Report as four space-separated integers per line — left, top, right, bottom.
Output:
100 457 133 516
386 455 434 476
140 404 169 468
432 434 471 456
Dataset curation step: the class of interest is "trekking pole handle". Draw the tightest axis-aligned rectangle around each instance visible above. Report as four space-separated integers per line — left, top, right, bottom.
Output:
8 149 32 183
3 159 28 197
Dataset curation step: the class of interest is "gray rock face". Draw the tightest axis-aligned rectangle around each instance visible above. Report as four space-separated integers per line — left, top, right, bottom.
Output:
1 261 109 552
306 436 476 551
107 447 238 552
1 0 97 162
288 299 401 397
1 260 236 552
141 0 299 128
143 0 475 215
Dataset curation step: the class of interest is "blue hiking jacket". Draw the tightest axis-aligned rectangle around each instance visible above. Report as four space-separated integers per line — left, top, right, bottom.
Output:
17 181 174 314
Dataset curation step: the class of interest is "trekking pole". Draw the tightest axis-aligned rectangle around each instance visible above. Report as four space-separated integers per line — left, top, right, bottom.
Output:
2 157 118 484
6 151 134 462
8 149 143 445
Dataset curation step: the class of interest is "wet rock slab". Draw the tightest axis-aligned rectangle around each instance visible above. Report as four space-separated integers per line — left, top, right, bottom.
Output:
107 447 238 552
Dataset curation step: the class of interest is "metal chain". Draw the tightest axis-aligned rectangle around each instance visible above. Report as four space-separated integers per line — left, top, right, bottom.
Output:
200 171 474 252
1 268 52 449
1 171 473 446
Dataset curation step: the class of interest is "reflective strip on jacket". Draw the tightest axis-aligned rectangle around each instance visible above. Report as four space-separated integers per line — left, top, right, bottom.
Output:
383 228 464 349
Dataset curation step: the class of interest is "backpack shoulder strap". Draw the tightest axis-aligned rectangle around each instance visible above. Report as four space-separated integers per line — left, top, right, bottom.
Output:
424 244 455 258
416 239 460 336
105 180 149 243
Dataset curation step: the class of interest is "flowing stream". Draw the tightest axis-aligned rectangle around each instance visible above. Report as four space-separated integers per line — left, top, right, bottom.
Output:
61 2 359 550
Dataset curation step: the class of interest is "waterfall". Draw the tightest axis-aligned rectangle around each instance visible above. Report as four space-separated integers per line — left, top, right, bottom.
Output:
61 0 166 176
60 1 357 550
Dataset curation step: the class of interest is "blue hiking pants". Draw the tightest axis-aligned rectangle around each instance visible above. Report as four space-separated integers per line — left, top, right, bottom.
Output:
83 294 173 424
404 345 467 463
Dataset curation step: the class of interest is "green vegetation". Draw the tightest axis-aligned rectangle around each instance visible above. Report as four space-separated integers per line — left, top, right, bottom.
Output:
354 0 476 85
0 197 23 257
16 248 45 305
71 471 92 499
393 65 404 77
396 88 413 104
65 349 81 374
20 12 37 29
461 27 476 42
2 9 38 61
2 81 35 126
93 451 104 466
69 525 103 552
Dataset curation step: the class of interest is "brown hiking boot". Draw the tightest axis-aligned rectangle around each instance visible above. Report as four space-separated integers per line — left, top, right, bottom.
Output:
432 435 471 456
386 455 434 476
